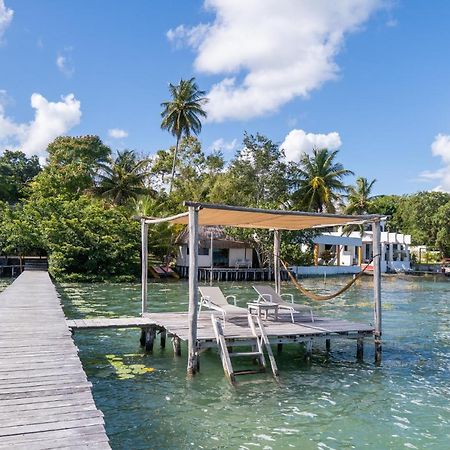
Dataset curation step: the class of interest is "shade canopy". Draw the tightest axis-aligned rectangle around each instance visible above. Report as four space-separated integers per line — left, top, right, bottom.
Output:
143 202 384 231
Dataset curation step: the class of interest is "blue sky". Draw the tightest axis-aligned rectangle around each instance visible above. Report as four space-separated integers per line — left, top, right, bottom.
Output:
1 0 450 195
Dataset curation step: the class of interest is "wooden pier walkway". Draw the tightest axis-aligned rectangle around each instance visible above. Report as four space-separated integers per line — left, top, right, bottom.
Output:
0 271 110 449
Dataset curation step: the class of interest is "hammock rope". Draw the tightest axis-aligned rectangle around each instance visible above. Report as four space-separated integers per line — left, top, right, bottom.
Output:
279 256 378 302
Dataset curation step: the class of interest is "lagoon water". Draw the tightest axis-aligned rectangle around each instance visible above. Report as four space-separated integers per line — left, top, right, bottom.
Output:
56 277 450 450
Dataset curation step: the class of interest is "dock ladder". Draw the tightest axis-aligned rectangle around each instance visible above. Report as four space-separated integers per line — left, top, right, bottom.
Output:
211 314 279 384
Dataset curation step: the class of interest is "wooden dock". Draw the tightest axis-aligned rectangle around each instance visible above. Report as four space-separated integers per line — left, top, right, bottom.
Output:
68 311 374 355
0 271 110 449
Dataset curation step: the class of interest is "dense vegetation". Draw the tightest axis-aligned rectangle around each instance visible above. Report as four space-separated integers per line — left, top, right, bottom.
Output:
0 79 448 280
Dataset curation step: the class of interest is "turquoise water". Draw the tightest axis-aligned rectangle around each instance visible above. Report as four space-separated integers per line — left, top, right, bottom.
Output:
59 277 450 450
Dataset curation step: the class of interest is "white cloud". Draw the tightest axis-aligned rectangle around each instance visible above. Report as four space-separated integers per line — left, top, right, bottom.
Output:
0 92 81 156
281 129 342 162
419 134 450 192
168 0 382 122
208 137 237 153
108 128 128 139
0 0 13 43
56 48 75 77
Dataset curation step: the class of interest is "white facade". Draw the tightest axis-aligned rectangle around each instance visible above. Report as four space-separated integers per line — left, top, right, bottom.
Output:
177 245 254 268
329 228 411 273
294 224 412 275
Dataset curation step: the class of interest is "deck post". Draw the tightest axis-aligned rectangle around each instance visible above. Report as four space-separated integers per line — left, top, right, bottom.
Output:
356 336 364 360
273 229 281 294
372 220 382 363
210 231 214 286
187 206 199 374
141 220 148 316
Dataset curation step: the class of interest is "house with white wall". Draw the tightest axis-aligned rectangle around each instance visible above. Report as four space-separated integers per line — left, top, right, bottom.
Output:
176 226 255 271
294 221 411 275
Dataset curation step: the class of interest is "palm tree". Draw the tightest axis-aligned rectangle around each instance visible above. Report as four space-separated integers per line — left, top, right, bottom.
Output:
345 177 376 215
160 77 208 194
291 148 353 213
93 150 152 205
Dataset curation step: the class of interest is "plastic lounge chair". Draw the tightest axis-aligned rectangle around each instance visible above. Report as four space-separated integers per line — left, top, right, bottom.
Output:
198 286 247 323
252 285 314 323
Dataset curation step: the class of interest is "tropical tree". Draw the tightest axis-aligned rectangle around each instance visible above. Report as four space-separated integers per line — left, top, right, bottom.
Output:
0 150 41 203
93 150 152 205
291 148 353 213
160 77 208 194
345 177 376 215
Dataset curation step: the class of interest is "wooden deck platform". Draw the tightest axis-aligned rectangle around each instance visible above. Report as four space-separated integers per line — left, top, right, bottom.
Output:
68 311 374 351
0 271 110 449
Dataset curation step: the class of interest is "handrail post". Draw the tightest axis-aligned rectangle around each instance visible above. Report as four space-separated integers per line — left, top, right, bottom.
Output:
141 220 148 316
372 220 382 363
187 206 199 374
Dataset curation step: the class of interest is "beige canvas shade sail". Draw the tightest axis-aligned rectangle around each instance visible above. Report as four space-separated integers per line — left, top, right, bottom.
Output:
144 202 384 230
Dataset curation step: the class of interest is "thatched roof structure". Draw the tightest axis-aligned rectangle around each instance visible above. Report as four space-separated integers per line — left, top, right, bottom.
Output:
176 226 250 249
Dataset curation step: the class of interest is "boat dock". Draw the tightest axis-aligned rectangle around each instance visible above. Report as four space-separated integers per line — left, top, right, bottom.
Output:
0 271 110 449
68 311 374 356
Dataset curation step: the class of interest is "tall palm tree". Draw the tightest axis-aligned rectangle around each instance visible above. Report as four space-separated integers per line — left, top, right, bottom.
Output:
292 148 353 213
160 77 208 194
345 177 376 215
94 150 152 205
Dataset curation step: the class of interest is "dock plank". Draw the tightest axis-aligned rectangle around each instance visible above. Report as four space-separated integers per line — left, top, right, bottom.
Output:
0 271 110 449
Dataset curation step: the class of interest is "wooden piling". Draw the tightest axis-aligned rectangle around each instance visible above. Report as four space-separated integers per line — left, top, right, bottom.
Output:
372 220 382 363
160 329 166 348
356 337 364 360
141 220 148 316
187 206 199 374
172 336 181 356
145 326 156 352
326 338 331 352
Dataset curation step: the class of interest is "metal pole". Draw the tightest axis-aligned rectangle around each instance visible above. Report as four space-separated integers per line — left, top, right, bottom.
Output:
372 220 382 363
210 231 213 286
141 220 148 316
273 229 281 294
187 206 199 374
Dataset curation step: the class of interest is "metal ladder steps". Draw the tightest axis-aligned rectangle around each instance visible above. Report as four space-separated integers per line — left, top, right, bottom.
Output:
234 368 266 376
229 351 262 358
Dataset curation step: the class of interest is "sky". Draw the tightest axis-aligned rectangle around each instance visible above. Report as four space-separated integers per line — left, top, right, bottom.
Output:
1 0 450 195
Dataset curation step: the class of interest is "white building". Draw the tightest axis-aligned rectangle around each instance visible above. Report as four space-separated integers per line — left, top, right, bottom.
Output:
295 222 411 275
176 226 254 270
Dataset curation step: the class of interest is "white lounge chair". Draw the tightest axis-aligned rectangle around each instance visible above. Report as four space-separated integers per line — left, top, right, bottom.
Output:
198 286 247 323
252 285 314 323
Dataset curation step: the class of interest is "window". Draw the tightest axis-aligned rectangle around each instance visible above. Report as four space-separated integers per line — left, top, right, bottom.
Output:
187 246 210 255
344 245 348 251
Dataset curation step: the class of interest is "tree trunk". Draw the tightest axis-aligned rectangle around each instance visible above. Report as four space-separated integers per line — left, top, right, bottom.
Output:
168 135 181 194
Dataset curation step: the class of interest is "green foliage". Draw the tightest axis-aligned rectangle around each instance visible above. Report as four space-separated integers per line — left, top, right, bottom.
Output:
31 135 111 198
433 201 450 256
160 77 208 193
29 196 139 281
291 148 353 213
367 195 403 231
395 191 450 249
210 133 289 207
0 150 41 203
92 150 153 205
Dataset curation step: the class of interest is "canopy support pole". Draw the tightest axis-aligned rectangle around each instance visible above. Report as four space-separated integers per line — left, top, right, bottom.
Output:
141 220 148 316
274 229 281 294
210 231 213 286
372 220 382 363
187 206 199 374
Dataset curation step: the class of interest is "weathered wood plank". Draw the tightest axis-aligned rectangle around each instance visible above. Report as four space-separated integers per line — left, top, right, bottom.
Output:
0 271 110 448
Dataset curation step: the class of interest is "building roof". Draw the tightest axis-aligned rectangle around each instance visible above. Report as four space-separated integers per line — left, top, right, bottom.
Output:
175 225 249 249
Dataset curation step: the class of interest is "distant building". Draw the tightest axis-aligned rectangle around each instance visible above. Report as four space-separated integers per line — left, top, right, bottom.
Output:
176 226 255 271
295 221 411 275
